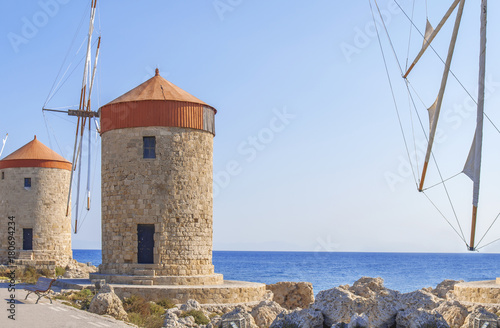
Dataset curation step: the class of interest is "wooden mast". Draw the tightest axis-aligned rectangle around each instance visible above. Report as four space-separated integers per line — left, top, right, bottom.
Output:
418 0 465 191
469 0 487 251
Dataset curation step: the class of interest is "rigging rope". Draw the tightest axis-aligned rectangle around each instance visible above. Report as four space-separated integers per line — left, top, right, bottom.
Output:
422 191 468 245
405 0 416 71
422 172 461 191
477 236 500 250
475 212 500 249
396 0 500 135
43 111 66 157
44 4 90 108
375 0 469 245
370 0 418 188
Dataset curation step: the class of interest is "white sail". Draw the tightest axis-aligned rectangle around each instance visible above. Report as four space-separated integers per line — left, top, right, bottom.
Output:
427 98 437 132
404 0 461 78
463 133 480 206
423 19 435 48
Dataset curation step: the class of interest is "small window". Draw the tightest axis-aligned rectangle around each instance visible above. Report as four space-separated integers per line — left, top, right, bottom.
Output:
24 178 31 189
1 172 4 180
143 136 156 159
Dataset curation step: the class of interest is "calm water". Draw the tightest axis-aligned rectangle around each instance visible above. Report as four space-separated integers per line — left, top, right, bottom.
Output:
73 250 500 294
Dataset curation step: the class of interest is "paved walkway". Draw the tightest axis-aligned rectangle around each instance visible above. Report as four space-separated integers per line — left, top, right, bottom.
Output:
0 283 135 328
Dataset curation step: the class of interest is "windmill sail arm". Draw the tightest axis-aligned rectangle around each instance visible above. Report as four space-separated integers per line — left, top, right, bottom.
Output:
419 0 466 191
0 134 8 157
468 0 487 251
404 0 462 78
86 36 101 111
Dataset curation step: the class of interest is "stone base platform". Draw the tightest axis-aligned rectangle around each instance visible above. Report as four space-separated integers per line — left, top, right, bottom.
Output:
89 272 224 286
55 278 267 304
454 280 500 305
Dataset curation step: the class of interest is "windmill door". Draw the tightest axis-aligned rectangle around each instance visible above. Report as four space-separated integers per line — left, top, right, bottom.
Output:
137 224 154 264
23 228 33 250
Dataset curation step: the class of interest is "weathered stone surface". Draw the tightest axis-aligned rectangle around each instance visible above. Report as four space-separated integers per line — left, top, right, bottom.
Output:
454 280 500 305
267 282 314 310
180 299 201 312
270 308 323 328
347 313 369 328
221 307 258 328
434 301 468 328
312 277 400 327
432 279 464 299
88 284 128 321
0 165 72 266
310 277 456 327
100 127 216 278
63 259 98 278
395 308 449 328
251 300 287 328
399 289 442 311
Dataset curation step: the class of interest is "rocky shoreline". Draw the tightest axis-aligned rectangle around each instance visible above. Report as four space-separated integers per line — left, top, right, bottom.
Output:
86 277 500 328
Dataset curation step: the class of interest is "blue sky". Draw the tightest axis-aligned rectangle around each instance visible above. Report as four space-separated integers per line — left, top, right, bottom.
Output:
2 0 500 253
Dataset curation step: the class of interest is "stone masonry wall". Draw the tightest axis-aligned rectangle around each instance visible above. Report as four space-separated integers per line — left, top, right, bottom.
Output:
0 167 72 266
100 127 214 276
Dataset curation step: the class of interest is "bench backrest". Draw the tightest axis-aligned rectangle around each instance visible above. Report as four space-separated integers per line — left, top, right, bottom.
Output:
35 277 56 290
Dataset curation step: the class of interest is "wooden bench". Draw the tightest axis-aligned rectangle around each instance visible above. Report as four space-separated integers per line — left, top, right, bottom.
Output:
24 277 56 304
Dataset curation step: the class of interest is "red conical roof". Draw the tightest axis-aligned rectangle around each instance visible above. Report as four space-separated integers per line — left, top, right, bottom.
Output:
99 69 217 135
0 136 72 171
107 69 209 106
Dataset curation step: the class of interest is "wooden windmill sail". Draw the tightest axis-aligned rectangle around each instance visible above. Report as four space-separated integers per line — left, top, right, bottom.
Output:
372 0 493 251
43 0 100 234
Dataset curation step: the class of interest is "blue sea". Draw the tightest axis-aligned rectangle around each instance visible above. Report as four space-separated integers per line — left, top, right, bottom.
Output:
73 250 500 294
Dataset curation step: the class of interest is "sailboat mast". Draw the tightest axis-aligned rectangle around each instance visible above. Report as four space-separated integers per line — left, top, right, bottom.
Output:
418 0 466 191
469 0 487 251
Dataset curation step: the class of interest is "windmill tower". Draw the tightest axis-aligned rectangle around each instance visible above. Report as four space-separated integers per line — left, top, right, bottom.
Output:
0 136 72 266
97 69 222 285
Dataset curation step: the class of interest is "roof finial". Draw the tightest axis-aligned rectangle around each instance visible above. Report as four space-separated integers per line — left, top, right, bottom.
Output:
34 135 37 140
155 68 159 76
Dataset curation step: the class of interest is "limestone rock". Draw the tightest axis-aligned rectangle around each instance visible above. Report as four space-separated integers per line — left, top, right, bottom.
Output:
267 282 314 310
180 299 201 312
347 313 369 328
63 259 98 279
431 279 464 299
395 308 449 328
251 300 287 328
221 307 258 328
88 284 127 321
164 311 182 328
434 301 468 328
312 277 401 327
270 308 323 328
399 289 442 311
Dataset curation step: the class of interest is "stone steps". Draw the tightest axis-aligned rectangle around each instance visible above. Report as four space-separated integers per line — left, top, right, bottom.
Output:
134 269 155 276
17 251 33 260
132 279 154 286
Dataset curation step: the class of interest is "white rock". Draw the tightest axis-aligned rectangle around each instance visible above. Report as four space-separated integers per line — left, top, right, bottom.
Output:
251 300 287 328
88 285 127 321
395 308 449 328
347 313 369 328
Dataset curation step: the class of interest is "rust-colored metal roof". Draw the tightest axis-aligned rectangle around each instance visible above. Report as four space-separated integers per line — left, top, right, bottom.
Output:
0 136 72 171
100 69 217 135
107 69 209 106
